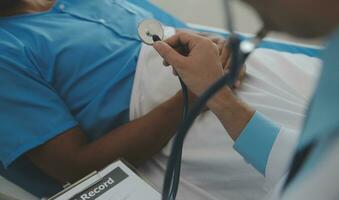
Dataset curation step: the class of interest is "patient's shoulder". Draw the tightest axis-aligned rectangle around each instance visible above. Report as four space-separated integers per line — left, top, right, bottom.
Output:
0 28 40 75
0 28 26 54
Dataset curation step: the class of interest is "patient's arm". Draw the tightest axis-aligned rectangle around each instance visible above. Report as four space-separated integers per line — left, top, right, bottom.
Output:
26 92 186 184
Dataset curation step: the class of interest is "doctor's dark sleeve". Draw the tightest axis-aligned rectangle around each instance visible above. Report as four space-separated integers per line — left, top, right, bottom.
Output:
0 44 78 168
233 112 281 175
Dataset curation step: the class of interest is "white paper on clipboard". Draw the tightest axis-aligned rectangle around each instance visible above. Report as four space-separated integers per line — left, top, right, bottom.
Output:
48 160 160 200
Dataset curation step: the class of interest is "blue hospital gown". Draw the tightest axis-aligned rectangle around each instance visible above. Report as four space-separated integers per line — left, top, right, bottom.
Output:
0 0 173 197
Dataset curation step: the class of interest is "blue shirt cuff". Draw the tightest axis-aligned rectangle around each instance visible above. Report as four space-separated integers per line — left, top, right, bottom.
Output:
233 112 280 175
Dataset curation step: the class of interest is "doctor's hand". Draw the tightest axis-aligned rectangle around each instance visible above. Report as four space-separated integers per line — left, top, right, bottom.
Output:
208 36 246 88
160 31 246 89
154 31 255 140
153 31 227 97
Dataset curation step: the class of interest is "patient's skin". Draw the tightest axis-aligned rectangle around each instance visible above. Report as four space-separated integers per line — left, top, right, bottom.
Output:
0 0 236 185
0 0 188 184
0 0 55 17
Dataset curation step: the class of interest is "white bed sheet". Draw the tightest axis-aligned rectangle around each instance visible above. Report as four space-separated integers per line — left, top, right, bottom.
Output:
130 44 322 200
0 40 322 200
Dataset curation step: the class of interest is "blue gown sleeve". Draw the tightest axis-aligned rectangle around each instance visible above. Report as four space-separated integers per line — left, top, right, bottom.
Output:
0 44 78 168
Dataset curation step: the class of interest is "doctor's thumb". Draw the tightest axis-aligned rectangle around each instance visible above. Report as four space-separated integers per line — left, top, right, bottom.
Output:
153 41 185 68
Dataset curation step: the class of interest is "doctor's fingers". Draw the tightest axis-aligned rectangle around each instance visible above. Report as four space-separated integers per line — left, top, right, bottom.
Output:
160 31 214 67
163 45 190 67
153 41 187 69
203 37 230 70
236 65 247 88
219 41 231 70
164 31 206 50
212 39 247 89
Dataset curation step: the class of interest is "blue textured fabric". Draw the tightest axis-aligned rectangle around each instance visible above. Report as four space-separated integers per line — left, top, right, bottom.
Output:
234 112 280 175
0 0 153 197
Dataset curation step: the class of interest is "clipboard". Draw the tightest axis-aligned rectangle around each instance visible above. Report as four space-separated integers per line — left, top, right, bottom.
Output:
48 160 160 200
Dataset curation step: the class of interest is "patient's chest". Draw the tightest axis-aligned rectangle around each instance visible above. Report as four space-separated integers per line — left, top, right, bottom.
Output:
1 0 152 139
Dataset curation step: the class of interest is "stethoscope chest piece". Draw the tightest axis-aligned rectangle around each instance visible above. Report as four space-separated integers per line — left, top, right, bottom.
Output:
138 19 164 45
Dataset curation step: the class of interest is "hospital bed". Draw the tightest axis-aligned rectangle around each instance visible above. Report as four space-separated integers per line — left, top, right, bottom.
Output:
0 1 322 199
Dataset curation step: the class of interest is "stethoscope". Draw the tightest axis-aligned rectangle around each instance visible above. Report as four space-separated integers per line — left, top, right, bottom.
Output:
137 1 269 199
